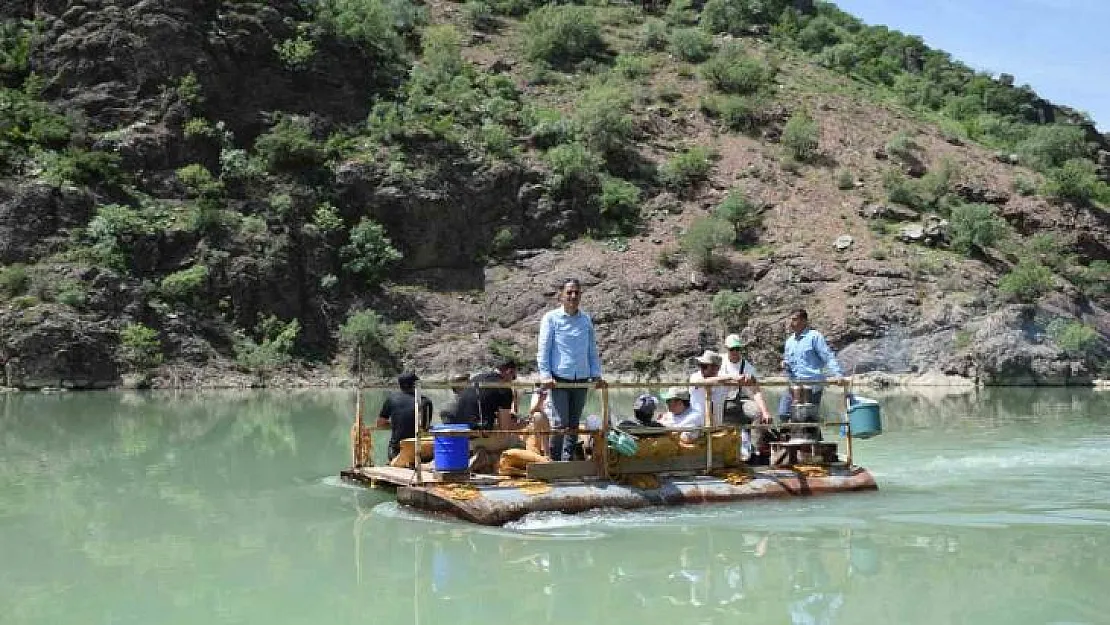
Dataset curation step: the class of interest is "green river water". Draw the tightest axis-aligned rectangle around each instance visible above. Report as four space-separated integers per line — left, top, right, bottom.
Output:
2 387 1109 625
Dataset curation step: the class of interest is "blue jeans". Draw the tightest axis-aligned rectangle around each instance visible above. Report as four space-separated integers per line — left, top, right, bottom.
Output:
548 386 588 461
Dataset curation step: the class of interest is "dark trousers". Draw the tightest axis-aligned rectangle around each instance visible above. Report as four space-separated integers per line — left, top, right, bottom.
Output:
548 384 588 461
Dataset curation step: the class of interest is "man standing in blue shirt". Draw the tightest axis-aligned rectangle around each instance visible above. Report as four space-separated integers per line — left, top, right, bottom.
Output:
778 308 843 423
537 278 604 461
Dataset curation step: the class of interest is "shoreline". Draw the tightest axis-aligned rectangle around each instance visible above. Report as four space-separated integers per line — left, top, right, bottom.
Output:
2 370 1107 393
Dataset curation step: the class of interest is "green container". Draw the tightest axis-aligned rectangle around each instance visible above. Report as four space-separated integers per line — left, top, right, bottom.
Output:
847 396 882 439
606 430 639 456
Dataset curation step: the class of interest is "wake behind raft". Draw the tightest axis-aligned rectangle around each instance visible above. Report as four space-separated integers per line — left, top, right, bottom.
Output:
341 380 882 526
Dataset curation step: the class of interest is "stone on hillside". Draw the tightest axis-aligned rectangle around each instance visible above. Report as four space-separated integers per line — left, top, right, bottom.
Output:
858 203 918 222
898 224 925 243
873 148 888 160
903 160 927 178
834 234 854 251
955 182 1010 205
993 151 1020 165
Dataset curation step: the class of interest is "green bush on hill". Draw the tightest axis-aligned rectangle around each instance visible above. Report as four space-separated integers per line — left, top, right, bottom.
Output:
700 94 770 134
573 81 634 160
545 141 602 193
341 218 402 288
659 146 715 190
599 175 641 228
714 189 761 242
1046 319 1100 358
668 28 713 63
118 323 163 374
254 115 328 173
949 202 1007 255
701 43 776 95
681 216 734 271
781 111 819 162
1041 159 1107 206
998 261 1054 303
0 262 30 299
523 5 604 69
1017 124 1090 171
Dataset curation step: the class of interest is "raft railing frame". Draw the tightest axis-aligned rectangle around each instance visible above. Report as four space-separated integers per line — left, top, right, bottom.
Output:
355 378 856 482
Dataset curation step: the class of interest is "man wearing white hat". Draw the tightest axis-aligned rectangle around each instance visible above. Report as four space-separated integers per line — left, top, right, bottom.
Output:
688 349 736 427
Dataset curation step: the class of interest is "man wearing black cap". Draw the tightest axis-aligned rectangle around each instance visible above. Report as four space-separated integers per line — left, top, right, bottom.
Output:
453 357 518 431
376 372 433 461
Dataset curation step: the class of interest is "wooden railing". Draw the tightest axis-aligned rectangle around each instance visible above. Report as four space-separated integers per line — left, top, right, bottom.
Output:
352 377 858 482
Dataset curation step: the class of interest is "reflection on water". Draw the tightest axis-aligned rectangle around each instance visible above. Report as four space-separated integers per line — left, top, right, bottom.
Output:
2 388 1110 625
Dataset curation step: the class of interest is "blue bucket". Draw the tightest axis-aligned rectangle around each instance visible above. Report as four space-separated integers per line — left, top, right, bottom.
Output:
846 396 882 439
432 424 471 472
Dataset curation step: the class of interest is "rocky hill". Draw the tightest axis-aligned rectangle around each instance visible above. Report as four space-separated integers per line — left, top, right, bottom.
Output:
0 0 1107 389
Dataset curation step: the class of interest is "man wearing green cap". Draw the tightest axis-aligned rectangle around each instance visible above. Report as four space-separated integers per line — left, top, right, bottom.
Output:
658 387 704 444
721 334 773 457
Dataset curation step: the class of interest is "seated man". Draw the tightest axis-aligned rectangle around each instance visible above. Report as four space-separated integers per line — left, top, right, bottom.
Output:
688 350 737 426
657 387 705 444
454 357 526 470
376 372 433 468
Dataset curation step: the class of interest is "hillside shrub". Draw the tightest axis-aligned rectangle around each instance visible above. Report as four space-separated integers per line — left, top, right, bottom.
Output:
1017 124 1090 171
835 168 854 190
701 44 775 95
659 146 715 190
464 1 496 30
599 175 641 227
522 106 572 149
681 216 734 271
545 142 602 192
339 309 387 354
699 0 789 36
1041 159 1105 205
639 18 669 51
160 264 210 305
574 82 634 159
949 202 1006 255
883 169 923 209
700 94 768 134
234 315 300 383
711 289 752 326
523 5 604 69
714 190 760 242
885 132 919 162
998 261 1054 302
313 0 419 66
40 148 122 187
253 115 328 173
796 15 842 53
781 111 819 162
118 323 163 373
668 28 713 63
175 163 222 197
1046 319 1100 357
312 202 345 233
1012 174 1036 197
341 218 402 288
0 262 29 298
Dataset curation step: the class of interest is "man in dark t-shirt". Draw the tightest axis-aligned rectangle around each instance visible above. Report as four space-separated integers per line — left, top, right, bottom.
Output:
376 372 433 460
452 359 517 430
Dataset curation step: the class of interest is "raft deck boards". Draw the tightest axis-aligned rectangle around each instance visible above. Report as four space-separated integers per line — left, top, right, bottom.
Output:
342 464 878 525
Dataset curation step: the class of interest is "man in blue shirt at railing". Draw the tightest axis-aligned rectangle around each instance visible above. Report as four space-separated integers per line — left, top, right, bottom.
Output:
778 308 843 426
537 278 604 461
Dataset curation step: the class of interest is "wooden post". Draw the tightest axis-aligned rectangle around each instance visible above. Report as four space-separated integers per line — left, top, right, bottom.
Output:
414 381 424 485
600 383 610 480
844 388 853 467
704 383 713 474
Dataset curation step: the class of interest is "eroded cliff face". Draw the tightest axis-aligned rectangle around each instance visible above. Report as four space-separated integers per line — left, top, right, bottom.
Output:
0 1 1106 389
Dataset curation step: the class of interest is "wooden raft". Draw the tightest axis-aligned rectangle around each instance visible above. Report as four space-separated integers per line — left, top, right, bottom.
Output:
341 463 878 526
